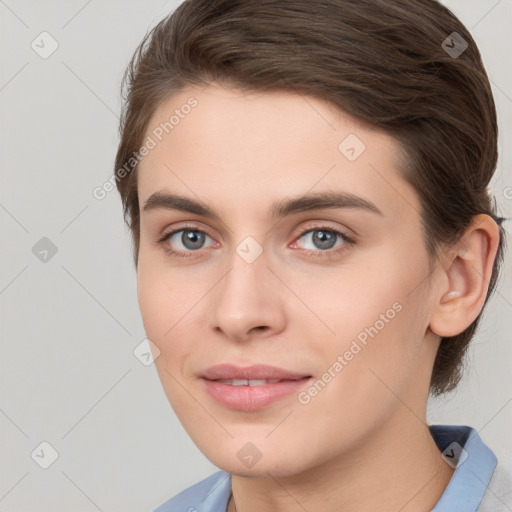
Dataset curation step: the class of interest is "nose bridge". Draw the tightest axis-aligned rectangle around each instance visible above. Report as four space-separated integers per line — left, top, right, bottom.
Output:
208 242 285 340
219 226 270 295
218 244 270 312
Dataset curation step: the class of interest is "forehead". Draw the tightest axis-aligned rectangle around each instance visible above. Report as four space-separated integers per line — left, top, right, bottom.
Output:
136 83 420 223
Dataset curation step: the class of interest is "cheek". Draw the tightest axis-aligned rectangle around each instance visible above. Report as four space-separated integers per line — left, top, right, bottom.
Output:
137 250 191 331
136 265 195 412
299 249 429 385
291 256 405 342
137 266 167 340
136 259 209 371
136 261 183 357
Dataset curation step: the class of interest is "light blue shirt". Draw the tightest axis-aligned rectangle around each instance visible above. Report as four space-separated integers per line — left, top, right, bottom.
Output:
154 425 510 512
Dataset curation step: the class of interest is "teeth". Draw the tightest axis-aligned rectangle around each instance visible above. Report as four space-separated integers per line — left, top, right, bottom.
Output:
217 379 281 386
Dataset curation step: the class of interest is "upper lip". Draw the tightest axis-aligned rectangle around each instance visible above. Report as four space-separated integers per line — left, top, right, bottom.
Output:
200 364 311 381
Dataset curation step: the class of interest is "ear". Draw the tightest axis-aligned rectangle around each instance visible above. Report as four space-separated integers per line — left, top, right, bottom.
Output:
429 214 501 338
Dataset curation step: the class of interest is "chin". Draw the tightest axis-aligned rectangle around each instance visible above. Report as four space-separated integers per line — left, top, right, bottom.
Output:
201 444 311 479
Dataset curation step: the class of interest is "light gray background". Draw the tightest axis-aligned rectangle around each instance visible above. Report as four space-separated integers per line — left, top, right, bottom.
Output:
0 1 511 511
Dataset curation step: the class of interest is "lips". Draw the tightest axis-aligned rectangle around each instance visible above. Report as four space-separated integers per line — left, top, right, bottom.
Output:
199 364 313 411
200 363 311 382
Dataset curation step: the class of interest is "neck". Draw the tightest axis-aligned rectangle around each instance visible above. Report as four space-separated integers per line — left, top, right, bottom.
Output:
227 410 455 512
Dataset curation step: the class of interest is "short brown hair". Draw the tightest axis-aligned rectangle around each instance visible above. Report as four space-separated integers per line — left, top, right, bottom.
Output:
114 0 507 396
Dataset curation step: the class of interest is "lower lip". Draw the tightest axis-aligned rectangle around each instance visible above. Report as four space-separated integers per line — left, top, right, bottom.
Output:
201 377 312 411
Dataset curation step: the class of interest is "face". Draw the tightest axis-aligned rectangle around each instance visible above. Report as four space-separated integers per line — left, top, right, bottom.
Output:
136 82 442 477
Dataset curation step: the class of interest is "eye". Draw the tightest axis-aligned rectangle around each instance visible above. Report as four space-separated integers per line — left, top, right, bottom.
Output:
158 226 215 258
292 225 355 259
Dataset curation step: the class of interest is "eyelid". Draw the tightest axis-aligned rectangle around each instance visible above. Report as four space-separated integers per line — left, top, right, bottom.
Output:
157 221 216 243
292 220 355 240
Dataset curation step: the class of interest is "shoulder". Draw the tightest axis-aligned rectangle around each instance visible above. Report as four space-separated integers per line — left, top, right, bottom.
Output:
153 470 231 512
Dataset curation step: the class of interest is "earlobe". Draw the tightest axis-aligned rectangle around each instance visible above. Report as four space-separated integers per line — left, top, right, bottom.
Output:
429 214 500 338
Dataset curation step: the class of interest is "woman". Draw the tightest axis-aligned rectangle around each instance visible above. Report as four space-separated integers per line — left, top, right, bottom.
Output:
114 0 510 510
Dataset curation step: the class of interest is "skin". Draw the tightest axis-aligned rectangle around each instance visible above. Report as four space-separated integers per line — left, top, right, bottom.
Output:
136 82 500 512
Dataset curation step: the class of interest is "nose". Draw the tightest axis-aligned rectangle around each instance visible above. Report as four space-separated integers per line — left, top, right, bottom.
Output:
208 250 287 343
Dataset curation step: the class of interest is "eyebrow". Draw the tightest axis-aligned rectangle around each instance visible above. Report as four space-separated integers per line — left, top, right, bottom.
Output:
142 191 383 219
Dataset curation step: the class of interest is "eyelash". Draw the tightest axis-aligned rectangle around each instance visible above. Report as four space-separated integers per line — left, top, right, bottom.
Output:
157 223 356 261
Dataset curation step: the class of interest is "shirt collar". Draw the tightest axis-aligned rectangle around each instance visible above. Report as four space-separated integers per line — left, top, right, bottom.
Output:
430 424 497 511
